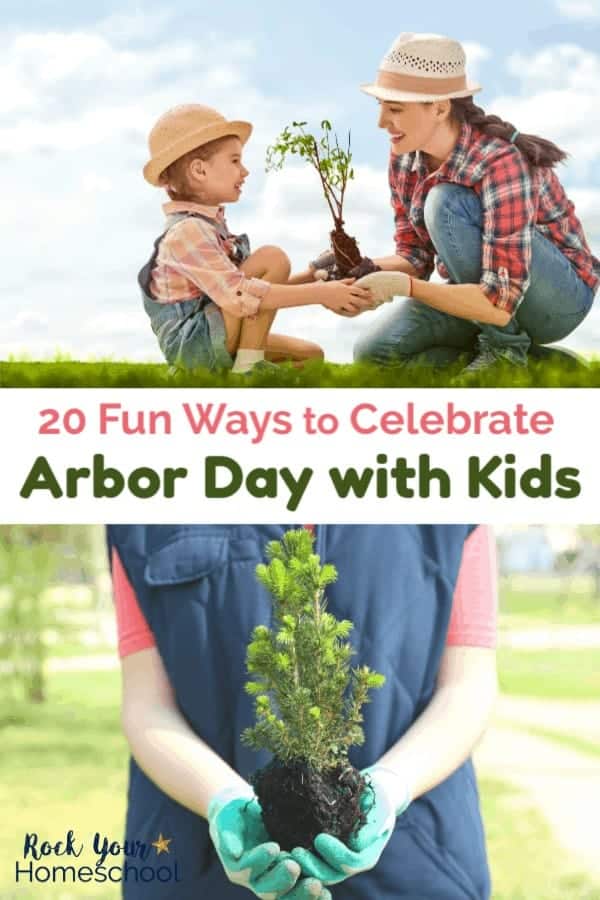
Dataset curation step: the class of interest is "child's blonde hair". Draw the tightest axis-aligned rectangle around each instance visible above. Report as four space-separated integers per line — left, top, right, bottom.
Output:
159 135 235 202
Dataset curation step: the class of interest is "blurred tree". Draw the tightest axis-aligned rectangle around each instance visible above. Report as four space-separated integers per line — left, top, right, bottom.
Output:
0 526 107 704
576 526 600 597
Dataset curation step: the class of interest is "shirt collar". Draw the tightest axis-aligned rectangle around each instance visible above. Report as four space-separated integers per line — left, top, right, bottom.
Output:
162 200 223 220
412 120 473 181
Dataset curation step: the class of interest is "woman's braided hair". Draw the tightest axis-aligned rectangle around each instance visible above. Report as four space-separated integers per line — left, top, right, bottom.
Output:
450 97 568 168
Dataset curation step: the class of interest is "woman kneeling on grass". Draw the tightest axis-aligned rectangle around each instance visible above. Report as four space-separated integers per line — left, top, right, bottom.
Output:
140 105 373 374
349 33 600 372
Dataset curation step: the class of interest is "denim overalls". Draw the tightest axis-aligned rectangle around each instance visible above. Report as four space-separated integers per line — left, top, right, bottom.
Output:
107 524 490 899
138 214 251 370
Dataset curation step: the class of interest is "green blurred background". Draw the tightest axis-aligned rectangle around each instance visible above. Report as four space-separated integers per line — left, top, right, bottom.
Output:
1 525 599 900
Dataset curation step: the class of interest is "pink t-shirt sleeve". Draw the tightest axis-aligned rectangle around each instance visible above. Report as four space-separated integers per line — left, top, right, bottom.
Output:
112 526 497 658
112 548 156 658
446 525 498 648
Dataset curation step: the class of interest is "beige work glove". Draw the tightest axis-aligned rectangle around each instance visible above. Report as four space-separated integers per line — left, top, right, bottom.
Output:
353 271 412 305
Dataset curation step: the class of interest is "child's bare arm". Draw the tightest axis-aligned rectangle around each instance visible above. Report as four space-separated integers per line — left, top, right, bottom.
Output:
261 279 373 314
241 247 373 311
287 268 317 285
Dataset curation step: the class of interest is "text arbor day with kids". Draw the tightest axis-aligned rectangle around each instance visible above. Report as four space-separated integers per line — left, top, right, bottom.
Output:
2 390 597 521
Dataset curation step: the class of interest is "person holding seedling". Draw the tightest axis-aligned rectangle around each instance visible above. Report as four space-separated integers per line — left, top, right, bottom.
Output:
109 524 498 898
139 105 374 373
344 33 599 372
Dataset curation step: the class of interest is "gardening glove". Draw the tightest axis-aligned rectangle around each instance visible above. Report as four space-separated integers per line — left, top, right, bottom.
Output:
290 765 411 886
208 786 302 898
353 271 412 306
278 878 332 899
308 249 338 281
347 257 382 279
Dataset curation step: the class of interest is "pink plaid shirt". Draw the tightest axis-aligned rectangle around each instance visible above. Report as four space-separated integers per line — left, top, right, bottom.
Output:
150 201 271 318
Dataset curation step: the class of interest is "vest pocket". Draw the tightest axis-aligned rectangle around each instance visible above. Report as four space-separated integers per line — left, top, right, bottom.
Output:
144 530 260 587
142 529 267 649
145 535 228 585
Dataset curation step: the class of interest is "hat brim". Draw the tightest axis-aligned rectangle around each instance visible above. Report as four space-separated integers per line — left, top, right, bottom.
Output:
360 82 482 103
144 119 253 187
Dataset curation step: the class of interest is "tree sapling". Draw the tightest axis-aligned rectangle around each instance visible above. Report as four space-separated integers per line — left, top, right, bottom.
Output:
242 528 385 850
266 121 379 278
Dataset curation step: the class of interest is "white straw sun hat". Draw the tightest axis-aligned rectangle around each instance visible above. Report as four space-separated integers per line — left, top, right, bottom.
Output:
361 32 482 103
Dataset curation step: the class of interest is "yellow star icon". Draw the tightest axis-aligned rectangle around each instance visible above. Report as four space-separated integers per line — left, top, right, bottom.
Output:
152 833 172 855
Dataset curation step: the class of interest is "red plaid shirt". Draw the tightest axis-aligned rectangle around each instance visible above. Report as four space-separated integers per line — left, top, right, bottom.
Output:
389 121 600 314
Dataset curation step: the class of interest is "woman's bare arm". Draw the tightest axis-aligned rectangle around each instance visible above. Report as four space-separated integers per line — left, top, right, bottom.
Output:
376 645 498 800
121 647 249 819
373 254 420 276
411 280 511 327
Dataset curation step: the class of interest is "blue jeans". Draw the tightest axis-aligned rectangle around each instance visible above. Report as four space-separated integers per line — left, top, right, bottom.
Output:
139 215 251 371
354 183 596 366
142 292 233 370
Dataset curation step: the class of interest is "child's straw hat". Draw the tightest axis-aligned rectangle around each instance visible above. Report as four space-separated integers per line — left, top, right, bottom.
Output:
361 33 481 103
143 104 252 186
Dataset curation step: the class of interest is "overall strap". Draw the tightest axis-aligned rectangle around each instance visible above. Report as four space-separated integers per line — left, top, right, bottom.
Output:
137 211 224 297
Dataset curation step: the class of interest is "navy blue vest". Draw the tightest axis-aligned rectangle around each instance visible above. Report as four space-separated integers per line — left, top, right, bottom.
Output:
107 524 490 899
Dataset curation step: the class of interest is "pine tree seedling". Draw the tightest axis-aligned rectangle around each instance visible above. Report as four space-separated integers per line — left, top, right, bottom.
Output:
266 121 378 278
242 528 385 850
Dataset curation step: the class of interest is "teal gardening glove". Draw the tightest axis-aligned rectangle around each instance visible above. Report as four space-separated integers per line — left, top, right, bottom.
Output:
290 765 411 886
208 786 332 899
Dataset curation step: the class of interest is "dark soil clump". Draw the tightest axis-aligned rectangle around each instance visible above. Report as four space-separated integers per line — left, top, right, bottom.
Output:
348 256 381 278
330 225 362 276
252 758 369 850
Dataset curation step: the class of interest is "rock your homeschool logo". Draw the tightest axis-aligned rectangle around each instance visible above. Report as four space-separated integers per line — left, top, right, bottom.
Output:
14 830 182 886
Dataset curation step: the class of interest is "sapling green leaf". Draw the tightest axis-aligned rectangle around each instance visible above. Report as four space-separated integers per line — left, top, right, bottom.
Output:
242 529 385 772
265 121 354 229
265 121 364 275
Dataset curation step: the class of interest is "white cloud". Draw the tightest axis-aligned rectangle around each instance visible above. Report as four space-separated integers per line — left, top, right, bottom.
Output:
0 28 264 153
0 18 347 362
81 173 113 194
490 44 600 180
462 41 492 83
555 0 600 18
7 312 49 335
2 20 599 365
84 311 145 337
506 44 600 92
96 9 176 43
569 188 600 239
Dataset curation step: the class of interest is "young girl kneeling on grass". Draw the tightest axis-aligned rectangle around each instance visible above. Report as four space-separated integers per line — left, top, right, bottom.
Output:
140 105 373 373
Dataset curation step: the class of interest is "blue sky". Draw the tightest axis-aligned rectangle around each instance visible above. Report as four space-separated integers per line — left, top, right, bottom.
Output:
2 0 600 361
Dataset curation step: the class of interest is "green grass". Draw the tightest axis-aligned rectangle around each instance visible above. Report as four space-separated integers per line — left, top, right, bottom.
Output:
1 670 127 900
1 356 599 387
45 640 115 658
481 777 600 899
499 574 600 627
498 647 600 700
503 723 600 760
